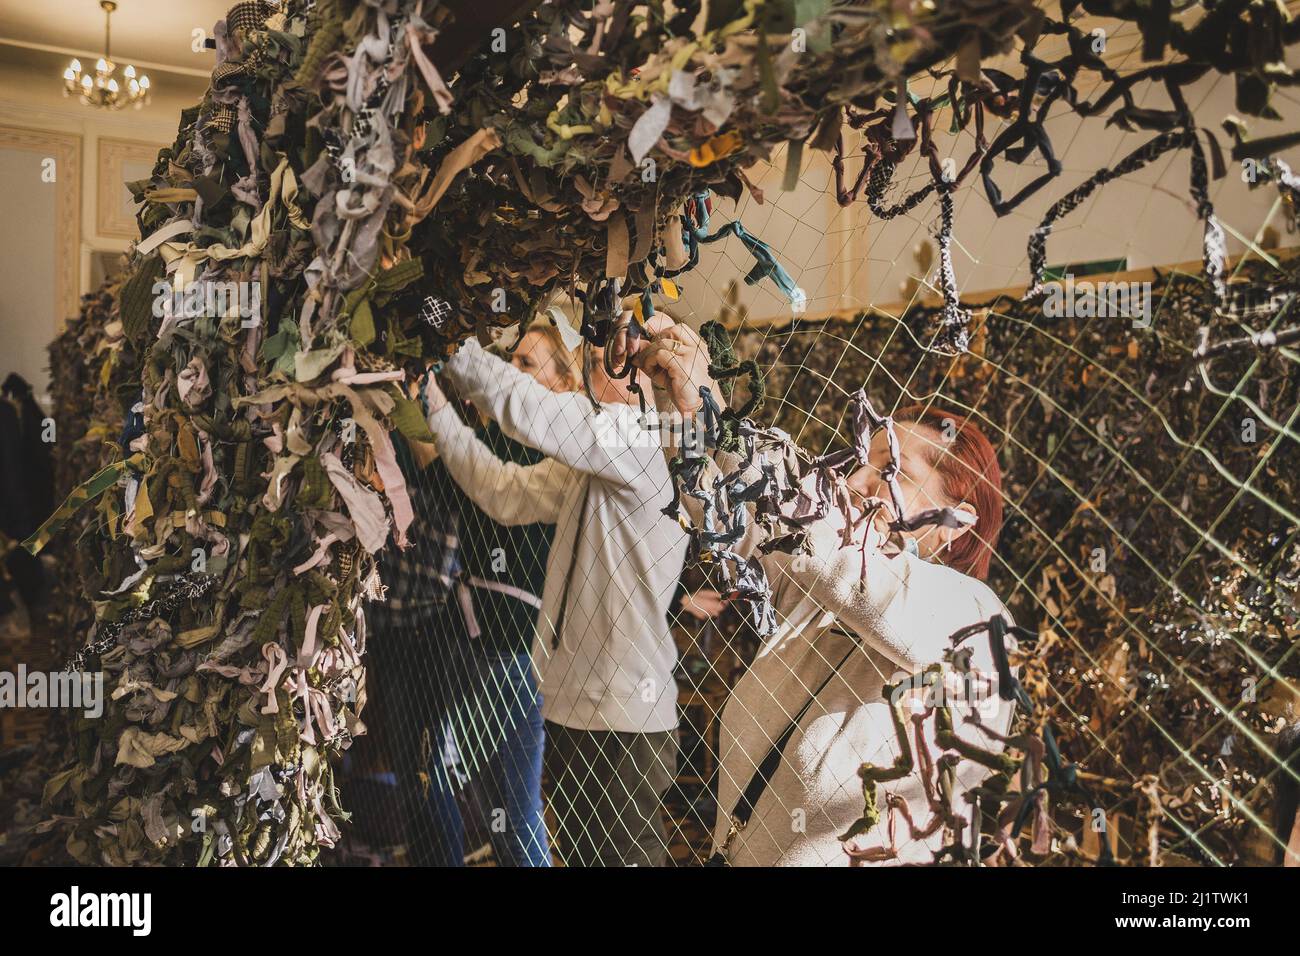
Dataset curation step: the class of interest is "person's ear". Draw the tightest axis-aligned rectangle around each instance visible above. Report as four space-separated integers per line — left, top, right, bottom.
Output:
944 501 978 547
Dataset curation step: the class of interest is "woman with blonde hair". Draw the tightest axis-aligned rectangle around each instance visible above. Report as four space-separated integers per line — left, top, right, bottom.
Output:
499 310 584 395
419 300 691 867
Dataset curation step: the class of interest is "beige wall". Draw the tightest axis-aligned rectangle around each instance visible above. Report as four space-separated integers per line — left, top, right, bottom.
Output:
677 70 1300 327
0 145 58 403
0 44 204 403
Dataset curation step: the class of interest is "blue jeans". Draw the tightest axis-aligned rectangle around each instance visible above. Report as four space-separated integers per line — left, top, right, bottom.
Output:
371 619 550 866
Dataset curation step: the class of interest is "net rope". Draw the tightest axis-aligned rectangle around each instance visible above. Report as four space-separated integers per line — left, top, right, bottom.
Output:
334 18 1300 867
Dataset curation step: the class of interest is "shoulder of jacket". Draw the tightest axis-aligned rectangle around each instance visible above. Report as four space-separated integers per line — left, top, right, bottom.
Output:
905 556 1004 611
940 564 1011 627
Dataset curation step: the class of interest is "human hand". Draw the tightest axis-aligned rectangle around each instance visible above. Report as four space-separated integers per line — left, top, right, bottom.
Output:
632 320 720 415
678 588 728 622
605 309 672 371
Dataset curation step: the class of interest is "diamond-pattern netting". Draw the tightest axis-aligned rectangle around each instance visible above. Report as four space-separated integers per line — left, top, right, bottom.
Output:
334 60 1300 867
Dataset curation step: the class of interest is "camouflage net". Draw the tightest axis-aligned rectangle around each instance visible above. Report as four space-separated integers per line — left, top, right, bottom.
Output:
13 0 1300 865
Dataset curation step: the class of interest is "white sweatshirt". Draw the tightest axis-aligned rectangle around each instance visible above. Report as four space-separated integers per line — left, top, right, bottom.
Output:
425 340 688 734
714 526 1015 866
656 391 1015 866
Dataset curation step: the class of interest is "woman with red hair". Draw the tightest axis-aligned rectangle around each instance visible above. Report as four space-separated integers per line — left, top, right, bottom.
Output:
633 319 1015 866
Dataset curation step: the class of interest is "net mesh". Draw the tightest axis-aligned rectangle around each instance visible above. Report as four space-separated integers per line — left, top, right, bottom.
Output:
10 5 1297 869
331 43 1300 867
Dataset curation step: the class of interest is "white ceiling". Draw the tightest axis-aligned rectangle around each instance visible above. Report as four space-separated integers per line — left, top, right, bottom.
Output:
0 0 238 76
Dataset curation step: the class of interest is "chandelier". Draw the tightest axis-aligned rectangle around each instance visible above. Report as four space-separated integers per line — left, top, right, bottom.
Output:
63 1 151 110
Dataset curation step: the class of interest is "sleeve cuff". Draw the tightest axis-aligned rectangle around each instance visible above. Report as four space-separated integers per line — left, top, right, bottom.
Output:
425 401 467 441
443 337 484 383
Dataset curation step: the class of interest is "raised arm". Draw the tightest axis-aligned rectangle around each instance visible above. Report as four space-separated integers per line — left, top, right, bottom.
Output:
424 400 569 527
789 518 1002 672
641 320 778 562
442 338 660 490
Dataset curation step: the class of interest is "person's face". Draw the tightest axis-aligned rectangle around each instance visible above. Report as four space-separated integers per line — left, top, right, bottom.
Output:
847 420 972 559
511 329 572 393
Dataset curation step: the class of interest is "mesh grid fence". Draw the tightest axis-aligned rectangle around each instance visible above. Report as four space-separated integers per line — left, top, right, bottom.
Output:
330 47 1300 867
